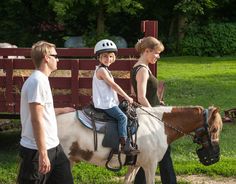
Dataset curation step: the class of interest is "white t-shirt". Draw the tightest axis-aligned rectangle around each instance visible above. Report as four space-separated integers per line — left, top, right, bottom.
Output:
92 66 119 109
20 70 59 150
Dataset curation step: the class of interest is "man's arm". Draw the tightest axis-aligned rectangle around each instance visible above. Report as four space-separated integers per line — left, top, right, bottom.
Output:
54 107 76 116
30 103 51 174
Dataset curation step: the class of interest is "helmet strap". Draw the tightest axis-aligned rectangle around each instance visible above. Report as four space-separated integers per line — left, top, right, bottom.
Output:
100 63 108 69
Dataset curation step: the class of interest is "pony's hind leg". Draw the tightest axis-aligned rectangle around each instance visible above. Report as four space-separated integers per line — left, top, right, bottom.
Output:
124 166 140 184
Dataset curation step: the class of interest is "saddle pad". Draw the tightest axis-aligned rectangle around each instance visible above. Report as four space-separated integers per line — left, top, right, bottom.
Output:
77 110 106 133
77 110 120 149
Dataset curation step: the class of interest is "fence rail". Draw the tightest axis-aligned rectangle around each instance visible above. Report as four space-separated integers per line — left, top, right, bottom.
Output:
0 57 141 117
0 20 160 119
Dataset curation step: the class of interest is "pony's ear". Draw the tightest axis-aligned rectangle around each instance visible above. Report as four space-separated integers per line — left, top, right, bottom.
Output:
208 106 219 120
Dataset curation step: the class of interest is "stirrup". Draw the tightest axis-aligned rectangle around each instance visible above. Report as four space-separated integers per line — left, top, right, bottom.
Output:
121 145 140 156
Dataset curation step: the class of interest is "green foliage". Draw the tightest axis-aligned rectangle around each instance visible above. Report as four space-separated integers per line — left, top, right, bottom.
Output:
102 0 143 14
48 0 143 40
0 0 66 46
174 0 216 15
179 23 236 56
0 0 235 51
49 0 142 18
49 0 80 22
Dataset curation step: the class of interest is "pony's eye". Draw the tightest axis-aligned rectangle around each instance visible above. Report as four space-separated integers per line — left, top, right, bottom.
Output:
210 125 218 133
211 127 217 133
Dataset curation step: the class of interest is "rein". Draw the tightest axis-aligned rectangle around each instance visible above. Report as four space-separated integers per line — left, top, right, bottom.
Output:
134 102 221 166
133 102 195 139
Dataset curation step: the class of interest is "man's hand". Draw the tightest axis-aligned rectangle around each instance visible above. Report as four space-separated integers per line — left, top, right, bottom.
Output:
63 107 76 113
38 151 51 174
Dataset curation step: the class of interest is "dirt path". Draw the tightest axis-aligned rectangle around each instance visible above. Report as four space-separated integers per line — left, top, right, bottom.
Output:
176 175 236 184
118 175 236 183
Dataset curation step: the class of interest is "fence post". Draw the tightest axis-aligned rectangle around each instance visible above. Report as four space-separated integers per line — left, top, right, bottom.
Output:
141 20 158 38
71 59 79 108
4 59 15 113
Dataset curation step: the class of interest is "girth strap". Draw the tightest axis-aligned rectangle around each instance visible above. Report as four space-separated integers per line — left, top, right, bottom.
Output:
91 112 98 151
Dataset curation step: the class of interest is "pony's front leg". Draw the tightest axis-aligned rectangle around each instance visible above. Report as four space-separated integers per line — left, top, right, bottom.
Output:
124 166 140 184
143 162 158 184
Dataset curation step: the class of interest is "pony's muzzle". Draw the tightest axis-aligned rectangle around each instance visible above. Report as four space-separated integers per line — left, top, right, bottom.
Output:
196 144 220 166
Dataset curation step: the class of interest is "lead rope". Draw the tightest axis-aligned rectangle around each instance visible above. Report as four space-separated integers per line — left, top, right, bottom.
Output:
133 102 195 139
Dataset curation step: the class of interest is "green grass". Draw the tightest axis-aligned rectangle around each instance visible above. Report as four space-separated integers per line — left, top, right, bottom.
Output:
0 131 20 184
159 56 236 111
1 56 236 183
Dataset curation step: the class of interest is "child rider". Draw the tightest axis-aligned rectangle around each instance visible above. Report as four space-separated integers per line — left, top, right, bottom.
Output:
92 39 140 155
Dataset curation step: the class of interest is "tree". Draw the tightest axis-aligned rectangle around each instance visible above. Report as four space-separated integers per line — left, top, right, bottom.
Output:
49 0 143 38
173 0 217 50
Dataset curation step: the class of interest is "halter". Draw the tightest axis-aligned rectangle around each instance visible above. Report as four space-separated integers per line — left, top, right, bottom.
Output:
193 109 210 146
134 102 220 166
194 109 220 166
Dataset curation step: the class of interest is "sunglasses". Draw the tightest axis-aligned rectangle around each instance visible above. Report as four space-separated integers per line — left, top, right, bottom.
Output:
50 54 59 59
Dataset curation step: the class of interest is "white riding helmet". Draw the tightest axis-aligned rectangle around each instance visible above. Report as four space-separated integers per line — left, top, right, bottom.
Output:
94 39 118 57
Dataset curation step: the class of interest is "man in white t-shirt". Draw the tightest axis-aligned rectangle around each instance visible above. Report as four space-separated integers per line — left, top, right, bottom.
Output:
17 41 75 184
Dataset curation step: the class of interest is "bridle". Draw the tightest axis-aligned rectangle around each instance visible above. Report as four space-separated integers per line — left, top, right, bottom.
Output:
193 109 220 166
134 102 220 166
193 109 212 146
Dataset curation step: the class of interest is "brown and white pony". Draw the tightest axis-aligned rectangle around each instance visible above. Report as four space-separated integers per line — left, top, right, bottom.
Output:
56 105 223 184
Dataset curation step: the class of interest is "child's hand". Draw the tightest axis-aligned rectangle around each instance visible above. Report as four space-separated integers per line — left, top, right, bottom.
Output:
126 97 133 104
160 100 165 106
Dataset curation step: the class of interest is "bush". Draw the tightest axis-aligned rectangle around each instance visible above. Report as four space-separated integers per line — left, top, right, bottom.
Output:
180 22 236 56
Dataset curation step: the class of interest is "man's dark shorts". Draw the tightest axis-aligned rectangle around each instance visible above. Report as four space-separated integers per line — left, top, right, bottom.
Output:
17 144 74 184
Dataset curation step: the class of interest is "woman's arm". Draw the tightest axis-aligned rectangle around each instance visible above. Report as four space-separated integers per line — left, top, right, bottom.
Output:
135 67 152 107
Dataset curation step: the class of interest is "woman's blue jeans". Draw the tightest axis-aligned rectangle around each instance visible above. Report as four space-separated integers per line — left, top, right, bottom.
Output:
104 106 127 138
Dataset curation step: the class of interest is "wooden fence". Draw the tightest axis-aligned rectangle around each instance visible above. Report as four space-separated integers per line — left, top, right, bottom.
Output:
0 20 159 119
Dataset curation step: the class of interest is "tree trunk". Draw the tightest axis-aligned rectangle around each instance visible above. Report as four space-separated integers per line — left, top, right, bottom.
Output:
168 17 176 38
177 14 188 51
97 2 105 35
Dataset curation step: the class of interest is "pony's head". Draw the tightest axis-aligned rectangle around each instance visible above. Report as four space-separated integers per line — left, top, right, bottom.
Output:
194 106 223 166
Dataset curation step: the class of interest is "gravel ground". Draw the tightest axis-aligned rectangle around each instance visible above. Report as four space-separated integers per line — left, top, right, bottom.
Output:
176 175 236 184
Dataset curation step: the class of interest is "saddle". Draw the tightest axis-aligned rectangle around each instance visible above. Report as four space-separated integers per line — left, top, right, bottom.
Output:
222 108 236 123
77 100 139 171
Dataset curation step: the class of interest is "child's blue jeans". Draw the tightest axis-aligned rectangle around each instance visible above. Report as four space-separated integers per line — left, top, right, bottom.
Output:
104 106 127 138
